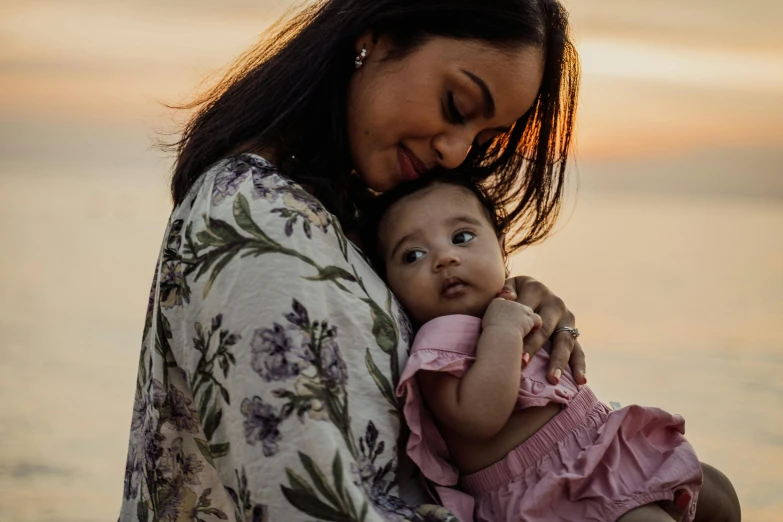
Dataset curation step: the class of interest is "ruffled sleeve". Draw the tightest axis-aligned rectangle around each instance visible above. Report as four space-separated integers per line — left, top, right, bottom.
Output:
396 315 482 487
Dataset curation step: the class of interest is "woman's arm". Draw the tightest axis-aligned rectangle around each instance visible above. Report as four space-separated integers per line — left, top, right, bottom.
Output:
417 299 540 440
503 276 587 385
123 156 452 522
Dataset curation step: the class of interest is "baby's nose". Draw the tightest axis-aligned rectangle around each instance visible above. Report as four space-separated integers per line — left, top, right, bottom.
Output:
434 251 461 270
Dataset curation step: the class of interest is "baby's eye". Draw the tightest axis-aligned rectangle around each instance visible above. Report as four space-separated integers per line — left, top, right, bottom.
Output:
403 250 425 264
452 231 475 245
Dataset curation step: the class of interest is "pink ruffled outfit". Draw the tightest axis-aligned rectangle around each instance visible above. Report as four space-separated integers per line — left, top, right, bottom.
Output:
397 315 703 522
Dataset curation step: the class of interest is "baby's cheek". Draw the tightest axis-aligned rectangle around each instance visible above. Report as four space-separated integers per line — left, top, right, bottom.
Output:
486 267 508 295
387 281 419 318
475 289 499 317
385 271 405 297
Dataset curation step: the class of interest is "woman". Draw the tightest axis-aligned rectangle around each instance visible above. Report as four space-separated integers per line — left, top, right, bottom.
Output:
119 1 737 521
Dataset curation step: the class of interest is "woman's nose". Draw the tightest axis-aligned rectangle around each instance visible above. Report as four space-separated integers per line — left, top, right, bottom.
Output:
433 131 474 170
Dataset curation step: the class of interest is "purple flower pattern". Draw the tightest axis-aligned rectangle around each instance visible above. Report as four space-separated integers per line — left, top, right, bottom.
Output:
212 158 251 205
240 396 283 457
160 385 200 434
159 437 204 486
352 421 414 521
397 309 413 346
159 260 184 309
142 419 166 472
123 445 142 500
319 333 348 387
271 185 333 238
250 323 309 382
159 219 187 310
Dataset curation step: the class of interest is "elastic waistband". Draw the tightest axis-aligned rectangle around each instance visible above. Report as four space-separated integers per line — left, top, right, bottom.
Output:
460 386 600 495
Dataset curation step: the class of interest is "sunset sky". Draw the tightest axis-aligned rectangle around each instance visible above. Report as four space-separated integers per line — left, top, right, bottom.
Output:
1 0 781 177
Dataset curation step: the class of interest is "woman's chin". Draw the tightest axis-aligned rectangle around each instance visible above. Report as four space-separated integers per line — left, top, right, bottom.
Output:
358 163 405 193
367 177 399 194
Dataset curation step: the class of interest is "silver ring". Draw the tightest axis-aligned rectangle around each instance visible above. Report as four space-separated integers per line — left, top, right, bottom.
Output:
552 326 580 339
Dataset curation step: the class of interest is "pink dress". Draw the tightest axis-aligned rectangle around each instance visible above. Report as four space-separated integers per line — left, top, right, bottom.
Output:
397 315 703 522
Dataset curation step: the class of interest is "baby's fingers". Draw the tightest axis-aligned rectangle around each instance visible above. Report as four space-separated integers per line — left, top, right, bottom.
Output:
497 288 517 301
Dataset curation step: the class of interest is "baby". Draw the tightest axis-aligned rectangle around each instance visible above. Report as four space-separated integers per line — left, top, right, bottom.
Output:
361 172 736 522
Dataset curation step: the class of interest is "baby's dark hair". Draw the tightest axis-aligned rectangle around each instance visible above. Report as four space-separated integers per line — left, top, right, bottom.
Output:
358 168 508 276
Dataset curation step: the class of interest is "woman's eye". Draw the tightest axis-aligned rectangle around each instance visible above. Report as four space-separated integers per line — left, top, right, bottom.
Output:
403 250 425 264
444 92 465 124
452 231 475 244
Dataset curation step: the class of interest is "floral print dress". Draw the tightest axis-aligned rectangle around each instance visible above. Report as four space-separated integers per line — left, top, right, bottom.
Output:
119 154 456 522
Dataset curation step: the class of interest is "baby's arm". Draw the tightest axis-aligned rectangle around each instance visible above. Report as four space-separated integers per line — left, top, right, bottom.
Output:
417 298 541 440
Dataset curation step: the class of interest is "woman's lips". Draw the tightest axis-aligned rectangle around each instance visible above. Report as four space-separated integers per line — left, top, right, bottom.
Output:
398 145 427 182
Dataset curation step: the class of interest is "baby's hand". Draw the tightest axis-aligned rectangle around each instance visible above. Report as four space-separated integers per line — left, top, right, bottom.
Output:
482 295 542 340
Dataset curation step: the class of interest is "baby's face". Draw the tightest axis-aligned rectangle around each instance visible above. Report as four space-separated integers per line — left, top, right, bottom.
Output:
379 183 507 325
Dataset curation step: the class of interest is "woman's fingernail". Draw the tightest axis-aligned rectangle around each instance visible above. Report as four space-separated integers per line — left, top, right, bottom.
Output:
553 368 562 382
522 353 530 365
674 490 692 511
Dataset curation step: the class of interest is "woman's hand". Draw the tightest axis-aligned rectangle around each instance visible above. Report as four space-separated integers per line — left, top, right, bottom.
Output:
501 276 587 386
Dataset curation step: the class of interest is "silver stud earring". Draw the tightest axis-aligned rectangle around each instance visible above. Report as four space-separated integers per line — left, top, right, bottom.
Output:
354 46 367 69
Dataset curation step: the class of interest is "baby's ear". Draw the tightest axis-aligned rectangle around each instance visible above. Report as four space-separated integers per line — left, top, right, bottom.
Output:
498 233 507 254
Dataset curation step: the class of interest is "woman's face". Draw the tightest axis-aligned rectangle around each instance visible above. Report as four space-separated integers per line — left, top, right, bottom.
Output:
346 36 545 192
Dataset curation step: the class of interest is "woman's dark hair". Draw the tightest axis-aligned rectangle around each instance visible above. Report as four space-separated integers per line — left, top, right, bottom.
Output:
167 0 579 253
358 167 507 276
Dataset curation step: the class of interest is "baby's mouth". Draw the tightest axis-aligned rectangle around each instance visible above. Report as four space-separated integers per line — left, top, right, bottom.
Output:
442 276 468 298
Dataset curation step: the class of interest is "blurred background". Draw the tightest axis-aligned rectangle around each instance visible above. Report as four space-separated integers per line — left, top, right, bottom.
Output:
0 0 781 520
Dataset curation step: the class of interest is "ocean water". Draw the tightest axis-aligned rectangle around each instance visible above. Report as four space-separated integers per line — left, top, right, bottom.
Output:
0 168 781 521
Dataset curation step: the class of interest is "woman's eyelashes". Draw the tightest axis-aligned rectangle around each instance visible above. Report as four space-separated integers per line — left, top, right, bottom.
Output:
443 92 504 148
444 92 465 124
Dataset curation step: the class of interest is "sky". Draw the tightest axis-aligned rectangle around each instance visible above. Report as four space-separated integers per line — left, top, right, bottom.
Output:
0 0 781 192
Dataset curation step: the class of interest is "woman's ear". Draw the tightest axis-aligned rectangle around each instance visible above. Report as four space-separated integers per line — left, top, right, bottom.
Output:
355 30 392 66
354 30 379 60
